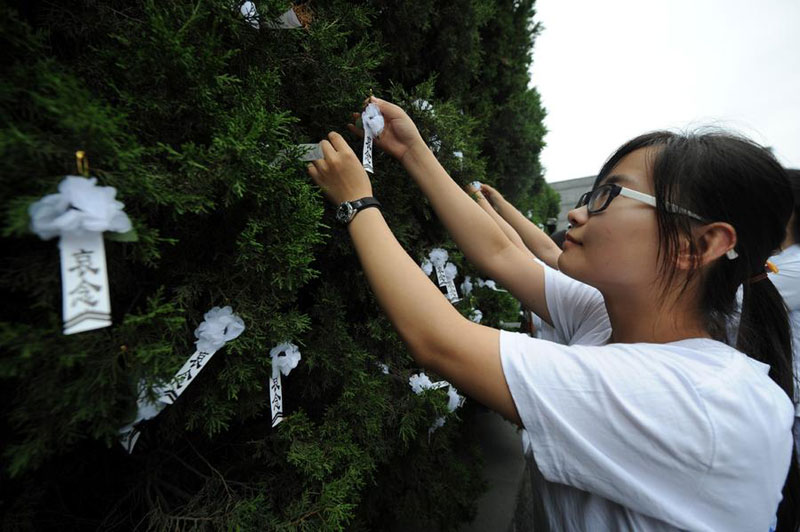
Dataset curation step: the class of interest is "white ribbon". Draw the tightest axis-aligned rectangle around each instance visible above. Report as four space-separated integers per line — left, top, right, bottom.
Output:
29 176 132 334
118 306 245 452
269 342 301 427
265 7 303 29
361 103 384 174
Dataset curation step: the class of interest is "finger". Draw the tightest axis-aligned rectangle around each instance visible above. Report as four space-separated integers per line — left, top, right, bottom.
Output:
328 131 350 152
320 139 336 159
307 163 320 182
347 123 364 139
311 157 329 174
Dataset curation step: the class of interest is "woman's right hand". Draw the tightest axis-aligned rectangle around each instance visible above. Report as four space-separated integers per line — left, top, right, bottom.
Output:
479 183 505 207
348 96 426 163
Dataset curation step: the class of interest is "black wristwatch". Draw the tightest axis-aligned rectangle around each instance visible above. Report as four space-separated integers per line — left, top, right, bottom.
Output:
335 197 381 225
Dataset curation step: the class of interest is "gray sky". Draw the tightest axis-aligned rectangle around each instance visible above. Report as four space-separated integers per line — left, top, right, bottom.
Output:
529 0 800 183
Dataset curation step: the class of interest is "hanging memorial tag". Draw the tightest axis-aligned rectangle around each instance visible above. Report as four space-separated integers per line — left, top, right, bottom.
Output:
117 307 245 452
158 348 217 405
269 342 301 428
269 366 284 427
362 135 374 174
434 262 448 288
29 174 132 335
60 232 112 334
298 143 323 161
361 103 384 174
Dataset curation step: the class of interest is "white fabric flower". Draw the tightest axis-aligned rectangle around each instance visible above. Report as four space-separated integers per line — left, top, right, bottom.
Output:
270 342 301 376
412 99 434 113
429 248 449 268
240 1 260 28
194 306 245 353
469 309 482 324
461 276 473 296
447 385 463 412
429 135 442 153
429 416 446 436
421 259 433 276
409 372 435 394
362 103 384 138
29 176 132 240
444 262 457 283
470 180 481 190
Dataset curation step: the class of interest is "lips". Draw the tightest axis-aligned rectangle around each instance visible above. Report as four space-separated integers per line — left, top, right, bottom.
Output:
564 233 582 246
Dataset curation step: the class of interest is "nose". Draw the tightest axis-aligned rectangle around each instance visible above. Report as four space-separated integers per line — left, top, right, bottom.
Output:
567 205 588 228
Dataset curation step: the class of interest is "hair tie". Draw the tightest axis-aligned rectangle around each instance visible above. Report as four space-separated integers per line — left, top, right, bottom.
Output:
748 261 779 284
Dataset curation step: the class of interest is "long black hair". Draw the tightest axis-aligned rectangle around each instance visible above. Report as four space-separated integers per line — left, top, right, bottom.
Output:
787 169 800 245
595 131 798 531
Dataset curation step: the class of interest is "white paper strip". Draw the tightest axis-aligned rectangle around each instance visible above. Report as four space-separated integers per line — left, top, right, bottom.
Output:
265 8 302 29
434 262 448 288
119 427 141 453
362 135 374 174
269 365 284 427
60 232 112 335
158 348 219 405
434 263 460 303
298 143 323 161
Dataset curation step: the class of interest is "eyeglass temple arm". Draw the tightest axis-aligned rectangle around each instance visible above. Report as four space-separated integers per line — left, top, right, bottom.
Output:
618 187 706 222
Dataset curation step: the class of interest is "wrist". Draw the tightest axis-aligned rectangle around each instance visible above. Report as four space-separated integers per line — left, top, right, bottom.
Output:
400 139 431 170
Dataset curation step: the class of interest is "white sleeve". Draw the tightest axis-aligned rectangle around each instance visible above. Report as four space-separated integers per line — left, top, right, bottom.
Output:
499 330 715 524
770 246 800 311
543 264 610 345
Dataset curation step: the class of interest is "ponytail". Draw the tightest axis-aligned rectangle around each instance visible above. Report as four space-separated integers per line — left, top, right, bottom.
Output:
738 278 798 532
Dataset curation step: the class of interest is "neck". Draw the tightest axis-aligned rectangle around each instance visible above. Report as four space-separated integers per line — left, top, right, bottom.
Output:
782 214 797 250
602 284 711 344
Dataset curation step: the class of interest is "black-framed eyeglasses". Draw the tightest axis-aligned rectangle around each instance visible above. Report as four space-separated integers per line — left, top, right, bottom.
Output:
574 184 707 223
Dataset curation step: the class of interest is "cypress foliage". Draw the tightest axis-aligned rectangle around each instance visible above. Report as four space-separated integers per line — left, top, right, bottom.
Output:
0 1 558 529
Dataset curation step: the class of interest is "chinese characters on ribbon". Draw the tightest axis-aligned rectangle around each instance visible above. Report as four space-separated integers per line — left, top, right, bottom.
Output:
59 233 112 334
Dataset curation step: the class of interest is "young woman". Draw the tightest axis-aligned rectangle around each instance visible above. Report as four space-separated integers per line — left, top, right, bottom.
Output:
307 98 797 531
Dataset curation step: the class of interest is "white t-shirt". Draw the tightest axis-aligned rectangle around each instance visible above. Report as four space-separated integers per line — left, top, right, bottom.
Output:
501 265 794 531
771 244 800 389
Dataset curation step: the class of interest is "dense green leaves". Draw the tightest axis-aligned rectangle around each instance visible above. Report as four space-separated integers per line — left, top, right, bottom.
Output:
0 0 555 529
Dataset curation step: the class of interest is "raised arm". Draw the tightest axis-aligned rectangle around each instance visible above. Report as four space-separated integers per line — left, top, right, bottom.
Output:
354 97 550 322
465 183 536 260
480 184 562 270
308 132 521 424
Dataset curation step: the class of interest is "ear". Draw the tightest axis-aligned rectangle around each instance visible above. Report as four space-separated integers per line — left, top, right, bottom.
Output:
682 222 737 269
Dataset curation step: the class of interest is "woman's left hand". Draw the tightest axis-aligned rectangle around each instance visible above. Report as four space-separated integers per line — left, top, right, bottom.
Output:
307 132 373 205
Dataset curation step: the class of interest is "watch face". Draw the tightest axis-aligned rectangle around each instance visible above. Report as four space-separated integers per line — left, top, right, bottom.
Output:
336 202 355 224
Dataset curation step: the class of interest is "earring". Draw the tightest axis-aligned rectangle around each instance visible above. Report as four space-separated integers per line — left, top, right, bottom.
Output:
725 248 739 260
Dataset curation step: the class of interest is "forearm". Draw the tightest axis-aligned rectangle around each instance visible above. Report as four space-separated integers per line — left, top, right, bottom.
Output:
347 207 467 365
400 143 515 273
492 197 561 269
475 196 536 260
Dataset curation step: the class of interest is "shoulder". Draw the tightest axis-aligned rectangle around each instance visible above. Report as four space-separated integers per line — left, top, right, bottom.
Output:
542 265 610 345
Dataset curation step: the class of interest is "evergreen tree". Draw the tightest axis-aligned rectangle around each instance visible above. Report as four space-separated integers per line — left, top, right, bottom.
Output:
0 1 557 529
